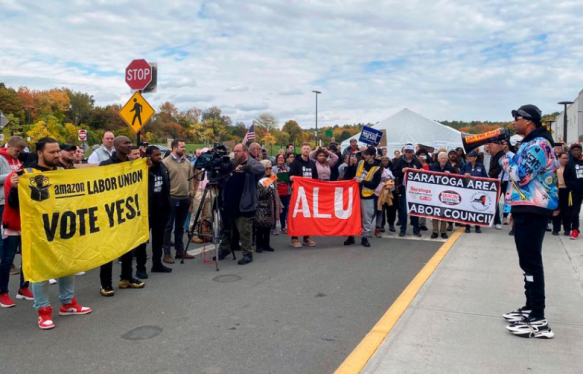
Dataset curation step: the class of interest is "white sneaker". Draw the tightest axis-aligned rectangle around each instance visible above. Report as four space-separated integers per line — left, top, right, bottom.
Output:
48 279 57 285
506 317 554 339
75 272 85 276
495 224 502 230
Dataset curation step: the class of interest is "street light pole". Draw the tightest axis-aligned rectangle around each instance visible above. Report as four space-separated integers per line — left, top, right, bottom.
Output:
558 101 573 142
312 90 321 146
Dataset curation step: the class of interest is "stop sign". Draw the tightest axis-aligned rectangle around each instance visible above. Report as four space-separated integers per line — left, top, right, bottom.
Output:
125 59 152 90
78 129 87 141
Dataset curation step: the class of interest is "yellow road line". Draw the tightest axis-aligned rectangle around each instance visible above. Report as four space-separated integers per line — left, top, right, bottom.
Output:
334 228 464 374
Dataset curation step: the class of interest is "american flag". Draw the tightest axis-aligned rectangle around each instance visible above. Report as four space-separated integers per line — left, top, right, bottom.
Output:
243 123 256 143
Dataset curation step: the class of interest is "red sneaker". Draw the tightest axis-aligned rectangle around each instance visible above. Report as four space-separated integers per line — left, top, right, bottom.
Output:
38 306 54 330
0 292 15 308
16 287 34 301
570 229 579 240
59 297 92 316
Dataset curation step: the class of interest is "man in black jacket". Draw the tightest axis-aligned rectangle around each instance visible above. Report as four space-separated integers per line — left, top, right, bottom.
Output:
289 142 318 248
564 142 583 239
146 146 173 273
393 143 423 237
99 136 145 296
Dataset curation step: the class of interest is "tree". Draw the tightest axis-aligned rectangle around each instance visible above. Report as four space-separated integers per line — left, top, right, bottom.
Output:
255 112 279 132
66 90 95 125
282 120 302 145
0 83 24 119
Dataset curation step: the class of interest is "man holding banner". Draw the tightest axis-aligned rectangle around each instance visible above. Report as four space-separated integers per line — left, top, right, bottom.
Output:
394 143 423 237
99 136 145 296
13 138 92 329
344 146 381 247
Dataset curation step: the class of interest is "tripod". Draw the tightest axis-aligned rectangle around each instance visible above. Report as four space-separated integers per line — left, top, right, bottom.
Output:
181 181 235 270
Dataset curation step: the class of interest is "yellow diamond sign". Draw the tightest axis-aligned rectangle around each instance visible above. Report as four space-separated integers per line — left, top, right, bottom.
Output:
119 92 155 133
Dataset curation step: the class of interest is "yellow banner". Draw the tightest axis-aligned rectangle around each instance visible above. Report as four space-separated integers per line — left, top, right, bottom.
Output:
19 158 149 282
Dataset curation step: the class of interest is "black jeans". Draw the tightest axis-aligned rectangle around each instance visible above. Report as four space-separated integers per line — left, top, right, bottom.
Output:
163 198 191 255
279 195 290 229
381 192 399 228
100 248 135 287
552 188 570 233
399 193 418 233
569 190 583 231
150 207 169 266
0 235 27 294
513 212 548 319
256 227 271 250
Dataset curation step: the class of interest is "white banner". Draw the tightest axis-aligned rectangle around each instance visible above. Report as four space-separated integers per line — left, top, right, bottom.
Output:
405 169 501 226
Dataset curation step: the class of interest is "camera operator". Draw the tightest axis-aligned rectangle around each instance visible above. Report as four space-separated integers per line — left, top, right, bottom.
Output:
490 104 557 339
215 144 264 265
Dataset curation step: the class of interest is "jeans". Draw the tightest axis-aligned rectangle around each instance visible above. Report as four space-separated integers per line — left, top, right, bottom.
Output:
569 190 583 231
494 181 509 225
361 198 375 237
163 198 191 255
380 192 398 228
255 227 271 250
150 207 169 266
100 248 134 287
32 276 74 309
219 215 253 256
0 235 27 294
279 195 291 229
399 193 419 233
513 212 548 319
552 188 570 233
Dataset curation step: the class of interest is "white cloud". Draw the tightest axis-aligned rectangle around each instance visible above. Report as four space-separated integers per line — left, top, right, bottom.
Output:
0 0 581 128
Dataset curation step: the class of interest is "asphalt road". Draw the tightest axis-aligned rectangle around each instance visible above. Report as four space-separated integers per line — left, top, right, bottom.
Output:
1 233 442 374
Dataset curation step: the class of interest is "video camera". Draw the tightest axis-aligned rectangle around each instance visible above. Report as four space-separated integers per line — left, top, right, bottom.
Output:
194 142 233 184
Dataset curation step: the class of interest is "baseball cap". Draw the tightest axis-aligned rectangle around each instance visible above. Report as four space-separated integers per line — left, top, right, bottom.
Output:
404 143 415 152
570 142 582 150
448 149 457 155
60 144 77 151
511 105 542 126
467 150 478 157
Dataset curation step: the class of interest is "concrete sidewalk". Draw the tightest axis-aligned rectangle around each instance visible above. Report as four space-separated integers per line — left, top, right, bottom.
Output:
362 226 583 374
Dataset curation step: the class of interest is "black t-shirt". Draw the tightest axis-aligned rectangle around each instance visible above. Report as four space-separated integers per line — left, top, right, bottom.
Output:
150 163 169 208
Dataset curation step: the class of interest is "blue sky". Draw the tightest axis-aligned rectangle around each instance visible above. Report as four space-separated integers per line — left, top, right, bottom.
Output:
0 0 581 127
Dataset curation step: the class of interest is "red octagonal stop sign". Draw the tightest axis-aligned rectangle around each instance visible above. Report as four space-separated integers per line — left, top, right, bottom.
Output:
125 59 152 90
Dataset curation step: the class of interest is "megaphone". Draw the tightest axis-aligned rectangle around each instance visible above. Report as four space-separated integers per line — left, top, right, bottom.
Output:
461 128 510 154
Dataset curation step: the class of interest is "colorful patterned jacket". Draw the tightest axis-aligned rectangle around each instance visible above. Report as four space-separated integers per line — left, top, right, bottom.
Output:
498 126 558 216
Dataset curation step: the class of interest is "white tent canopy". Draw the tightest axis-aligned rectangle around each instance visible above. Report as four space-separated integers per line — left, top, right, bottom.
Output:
340 108 463 153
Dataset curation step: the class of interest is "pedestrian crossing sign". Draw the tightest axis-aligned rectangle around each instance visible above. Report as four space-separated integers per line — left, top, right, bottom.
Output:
119 92 155 133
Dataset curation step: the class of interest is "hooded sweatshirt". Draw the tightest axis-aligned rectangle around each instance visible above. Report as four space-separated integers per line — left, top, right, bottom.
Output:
0 148 23 206
497 126 558 215
289 154 318 180
563 155 583 193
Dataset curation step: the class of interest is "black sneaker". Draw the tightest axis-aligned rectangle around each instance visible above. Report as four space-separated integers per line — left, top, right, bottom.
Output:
563 231 570 236
447 223 453 231
100 285 115 297
344 236 355 245
238 254 253 265
465 228 471 233
413 232 422 238
264 247 275 252
389 225 396 232
475 227 481 234
509 229 515 236
552 231 559 236
419 225 428 231
380 228 386 233
441 233 448 239
399 231 406 237
431 233 438 239
136 269 149 280
151 264 172 273
503 307 531 322
213 250 231 261
506 316 554 339
361 237 370 247
256 247 264 253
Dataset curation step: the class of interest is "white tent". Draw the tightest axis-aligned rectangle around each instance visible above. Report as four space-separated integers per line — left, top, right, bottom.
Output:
340 108 463 153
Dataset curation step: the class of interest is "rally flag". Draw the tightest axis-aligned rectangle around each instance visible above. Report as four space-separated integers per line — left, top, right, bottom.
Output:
287 178 362 236
19 159 149 282
243 123 256 143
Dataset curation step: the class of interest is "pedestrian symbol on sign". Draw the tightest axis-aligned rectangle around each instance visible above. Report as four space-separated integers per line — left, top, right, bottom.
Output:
131 99 143 127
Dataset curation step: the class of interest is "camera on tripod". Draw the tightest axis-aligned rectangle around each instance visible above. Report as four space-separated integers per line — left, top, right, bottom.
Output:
194 142 233 183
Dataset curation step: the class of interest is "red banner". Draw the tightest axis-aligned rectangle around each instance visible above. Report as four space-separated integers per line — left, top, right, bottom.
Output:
287 178 362 237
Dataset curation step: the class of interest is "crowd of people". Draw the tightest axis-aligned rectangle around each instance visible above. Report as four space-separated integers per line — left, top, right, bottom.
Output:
0 108 581 333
